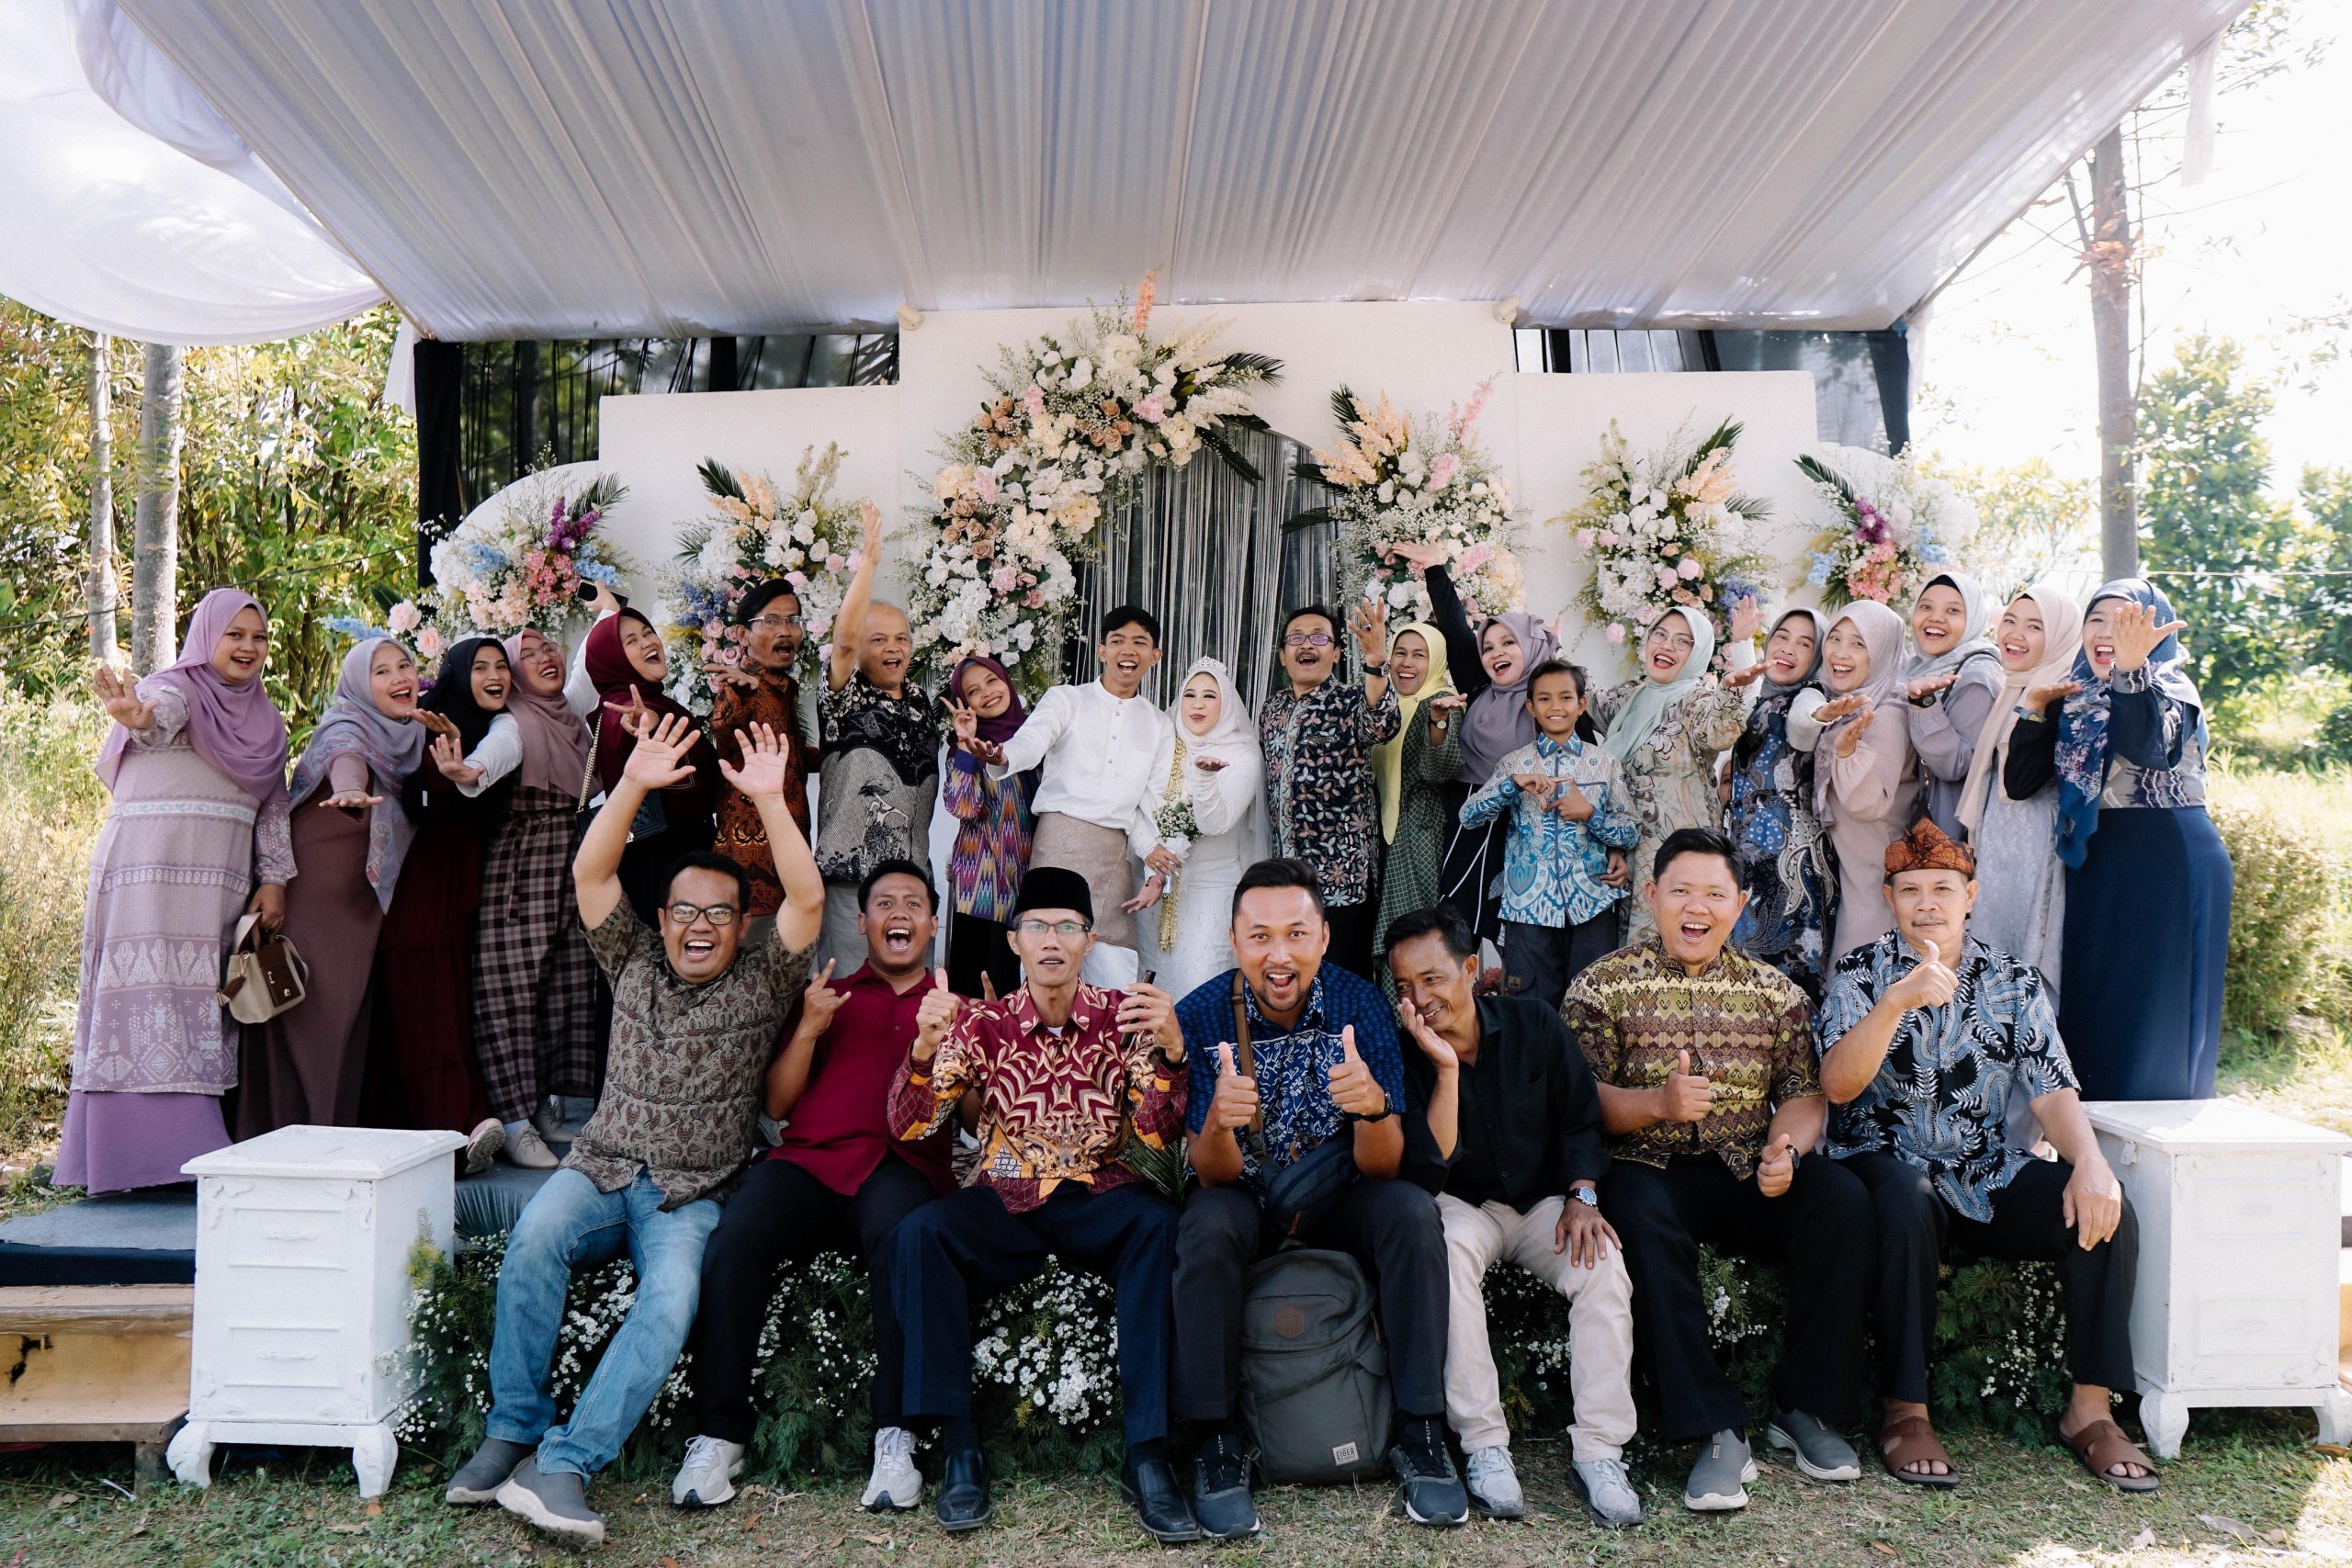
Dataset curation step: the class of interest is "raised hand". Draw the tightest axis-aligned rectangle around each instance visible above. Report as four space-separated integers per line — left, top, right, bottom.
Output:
2023 679 2083 715
946 698 980 751
621 712 700 790
856 499 883 563
320 785 385 813
797 959 847 1036
1728 595 1763 645
584 581 622 617
1348 598 1390 663
2109 602 2186 674
415 710 461 741
1889 938 1959 1012
1556 1194 1623 1269
912 966 961 1059
703 660 760 692
1756 1133 1797 1199
431 732 484 787
716 722 791 799
1723 660 1768 690
603 687 653 739
1206 1043 1260 1134
92 665 155 731
1427 694 1466 726
1397 997 1456 1071
1325 1024 1387 1117
1549 779 1595 821
1812 693 1867 727
1193 754 1229 773
1834 701 1876 759
1120 872 1166 915
1384 539 1447 573
1905 669 1959 705
1657 1048 1713 1123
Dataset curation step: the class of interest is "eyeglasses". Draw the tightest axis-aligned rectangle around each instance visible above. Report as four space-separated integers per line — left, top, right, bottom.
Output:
1016 919 1091 939
1283 633 1334 649
750 614 801 630
662 902 740 927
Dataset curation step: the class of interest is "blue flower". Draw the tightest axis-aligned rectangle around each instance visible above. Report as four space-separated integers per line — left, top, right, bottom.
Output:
575 558 623 586
1920 542 1951 563
463 542 508 576
1806 552 1835 587
324 615 386 641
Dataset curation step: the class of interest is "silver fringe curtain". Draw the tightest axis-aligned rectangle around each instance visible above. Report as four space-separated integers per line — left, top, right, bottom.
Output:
1076 428 1338 707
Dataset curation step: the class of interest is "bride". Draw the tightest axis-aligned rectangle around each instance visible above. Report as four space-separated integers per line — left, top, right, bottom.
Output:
1148 657 1267 1000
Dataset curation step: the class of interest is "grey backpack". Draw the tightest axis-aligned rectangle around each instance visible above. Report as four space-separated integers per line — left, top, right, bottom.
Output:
1238 1248 1393 1483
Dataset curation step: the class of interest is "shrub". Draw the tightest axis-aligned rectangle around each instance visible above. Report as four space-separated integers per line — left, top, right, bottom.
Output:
0 695 107 1153
398 1234 2072 1479
2211 795 2344 1040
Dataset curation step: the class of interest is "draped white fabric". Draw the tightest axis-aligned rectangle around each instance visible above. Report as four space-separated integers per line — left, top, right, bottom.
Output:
0 0 380 342
11 0 2245 343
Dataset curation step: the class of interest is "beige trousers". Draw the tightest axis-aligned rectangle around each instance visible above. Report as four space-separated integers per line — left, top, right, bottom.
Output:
1439 1192 1638 1461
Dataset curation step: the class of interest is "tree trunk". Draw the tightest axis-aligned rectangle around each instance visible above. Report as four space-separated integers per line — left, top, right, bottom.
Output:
2088 125 2137 579
86 333 119 661
131 342 184 675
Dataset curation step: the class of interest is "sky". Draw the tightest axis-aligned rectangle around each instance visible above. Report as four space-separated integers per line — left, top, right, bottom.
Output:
1917 12 2349 502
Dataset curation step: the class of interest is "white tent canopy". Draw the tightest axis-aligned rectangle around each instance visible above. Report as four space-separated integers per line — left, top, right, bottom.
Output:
4 0 2245 344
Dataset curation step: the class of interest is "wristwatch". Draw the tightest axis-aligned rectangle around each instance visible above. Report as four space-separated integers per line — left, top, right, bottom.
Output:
1348 1098 1395 1124
1569 1185 1600 1208
1362 660 1389 677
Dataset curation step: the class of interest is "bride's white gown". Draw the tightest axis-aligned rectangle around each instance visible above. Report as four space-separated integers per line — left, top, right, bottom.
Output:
1149 751 1267 1003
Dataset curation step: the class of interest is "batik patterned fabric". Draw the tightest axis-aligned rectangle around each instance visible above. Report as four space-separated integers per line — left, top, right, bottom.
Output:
708 669 812 917
1458 733 1640 928
1259 677 1401 907
887 982 1184 1214
1726 691 1838 996
1589 676 1748 942
1816 931 2077 1223
1564 941 1817 1179
568 909 814 1209
1175 964 1405 1188
942 750 1036 923
815 672 945 884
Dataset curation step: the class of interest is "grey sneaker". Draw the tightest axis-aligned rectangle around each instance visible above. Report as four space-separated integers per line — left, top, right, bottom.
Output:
1683 1428 1758 1512
444 1437 532 1505
496 1456 605 1544
1463 1445 1524 1519
671 1434 745 1507
504 1123 559 1169
1765 1406 1861 1482
1571 1455 1645 1527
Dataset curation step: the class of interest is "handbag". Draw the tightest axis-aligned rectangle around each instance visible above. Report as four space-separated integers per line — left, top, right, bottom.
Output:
217 913 308 1024
1230 972 1362 1236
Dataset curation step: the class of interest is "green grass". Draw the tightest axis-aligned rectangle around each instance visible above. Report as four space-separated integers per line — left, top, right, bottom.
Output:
0 1414 2347 1566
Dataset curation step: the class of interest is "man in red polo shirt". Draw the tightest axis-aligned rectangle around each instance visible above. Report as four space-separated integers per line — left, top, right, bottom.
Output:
670 857 954 1513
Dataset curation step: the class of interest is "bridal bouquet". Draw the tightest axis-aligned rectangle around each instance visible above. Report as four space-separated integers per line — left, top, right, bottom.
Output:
910 275 1281 695
1563 419 1770 661
662 445 865 711
426 469 631 638
1798 446 1979 610
1307 381 1525 620
1153 795 1201 953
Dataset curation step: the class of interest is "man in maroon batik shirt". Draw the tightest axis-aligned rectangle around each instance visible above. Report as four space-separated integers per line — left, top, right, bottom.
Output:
669 858 952 1514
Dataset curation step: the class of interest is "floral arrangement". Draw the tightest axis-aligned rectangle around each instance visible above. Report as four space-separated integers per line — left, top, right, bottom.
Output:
323 595 445 666
1306 382 1526 620
660 446 868 712
397 1234 2073 1483
1798 445 1981 610
909 276 1281 695
425 469 631 638
1562 418 1771 662
1153 795 1201 953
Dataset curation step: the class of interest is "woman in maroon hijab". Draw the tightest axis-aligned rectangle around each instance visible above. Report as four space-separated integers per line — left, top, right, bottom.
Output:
582 608 719 923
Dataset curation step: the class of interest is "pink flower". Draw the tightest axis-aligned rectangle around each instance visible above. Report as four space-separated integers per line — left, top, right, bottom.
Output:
1023 591 1046 608
1456 541 1495 574
1656 566 1679 591
827 553 849 573
1677 557 1702 580
1606 624 1627 645
975 468 1001 504
991 565 1020 593
1597 529 1619 547
1429 453 1460 489
1023 385 1046 423
416 626 445 660
1133 269 1157 333
1576 528 1596 549
785 570 808 589
1134 391 1169 424
387 600 422 635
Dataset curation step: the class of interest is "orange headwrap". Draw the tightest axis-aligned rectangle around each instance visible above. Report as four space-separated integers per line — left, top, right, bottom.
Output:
1883 817 1976 882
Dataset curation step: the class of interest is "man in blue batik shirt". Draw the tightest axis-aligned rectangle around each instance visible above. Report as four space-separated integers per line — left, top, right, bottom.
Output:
1169 858 1465 1538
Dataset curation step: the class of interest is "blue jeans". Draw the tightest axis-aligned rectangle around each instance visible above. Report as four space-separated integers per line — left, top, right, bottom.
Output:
485 1168 722 1476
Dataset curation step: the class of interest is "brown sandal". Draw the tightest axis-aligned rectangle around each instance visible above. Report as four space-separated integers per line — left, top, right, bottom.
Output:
1878 1414 1961 1488
2064 1417 2161 1493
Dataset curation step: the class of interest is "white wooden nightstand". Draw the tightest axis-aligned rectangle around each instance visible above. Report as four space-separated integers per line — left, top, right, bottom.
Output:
165 1126 463 1496
2086 1098 2352 1458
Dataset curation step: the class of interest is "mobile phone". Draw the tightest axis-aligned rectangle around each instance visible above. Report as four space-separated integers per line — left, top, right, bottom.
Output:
576 581 628 607
1124 971 1158 1034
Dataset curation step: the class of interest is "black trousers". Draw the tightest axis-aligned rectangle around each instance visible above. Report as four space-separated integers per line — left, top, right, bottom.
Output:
944 909 1022 999
1500 914 1618 1011
892 1181 1176 1447
1172 1178 1449 1422
1843 1151 2138 1405
1324 899 1378 982
1603 1153 1871 1441
691 1153 937 1442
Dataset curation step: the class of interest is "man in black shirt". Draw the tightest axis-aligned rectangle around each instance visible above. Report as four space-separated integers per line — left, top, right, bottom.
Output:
1392 908 1641 1528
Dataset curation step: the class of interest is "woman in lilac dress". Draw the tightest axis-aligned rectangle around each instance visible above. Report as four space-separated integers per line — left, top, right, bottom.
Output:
61 589 291 1191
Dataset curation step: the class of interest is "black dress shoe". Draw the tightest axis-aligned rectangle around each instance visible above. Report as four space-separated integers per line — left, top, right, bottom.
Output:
934 1447 992 1532
1120 1454 1203 1543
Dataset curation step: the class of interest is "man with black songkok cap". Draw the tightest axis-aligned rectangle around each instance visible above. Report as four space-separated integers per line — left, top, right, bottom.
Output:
884 865 1196 1540
709 579 815 937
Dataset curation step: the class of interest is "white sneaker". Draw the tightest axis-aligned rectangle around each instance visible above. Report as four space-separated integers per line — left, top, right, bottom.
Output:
671 1434 745 1507
1464 1445 1524 1519
861 1426 922 1511
504 1124 559 1169
1572 1454 1645 1527
461 1118 505 1177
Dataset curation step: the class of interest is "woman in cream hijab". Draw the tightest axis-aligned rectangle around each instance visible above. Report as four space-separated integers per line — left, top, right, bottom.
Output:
1812 601 1918 964
1150 657 1268 998
1369 621 1464 982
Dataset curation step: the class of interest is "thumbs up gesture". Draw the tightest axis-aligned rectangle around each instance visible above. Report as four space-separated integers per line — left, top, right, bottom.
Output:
1325 1024 1387 1117
1657 1048 1715 1123
1890 938 1959 1012
1757 1133 1798 1199
1206 1043 1260 1134
912 966 961 1060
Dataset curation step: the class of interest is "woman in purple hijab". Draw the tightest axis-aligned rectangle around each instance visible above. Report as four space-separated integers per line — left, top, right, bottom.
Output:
61 589 292 1192
941 654 1035 997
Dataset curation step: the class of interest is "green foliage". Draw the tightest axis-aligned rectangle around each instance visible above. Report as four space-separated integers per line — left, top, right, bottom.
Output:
2302 464 2352 680
0 694 107 1156
0 305 105 682
1927 455 2098 595
2210 766 2352 1044
2138 334 2326 709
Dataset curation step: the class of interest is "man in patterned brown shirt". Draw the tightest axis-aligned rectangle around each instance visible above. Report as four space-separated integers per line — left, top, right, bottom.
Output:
447 716 822 1547
1566 827 1869 1515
